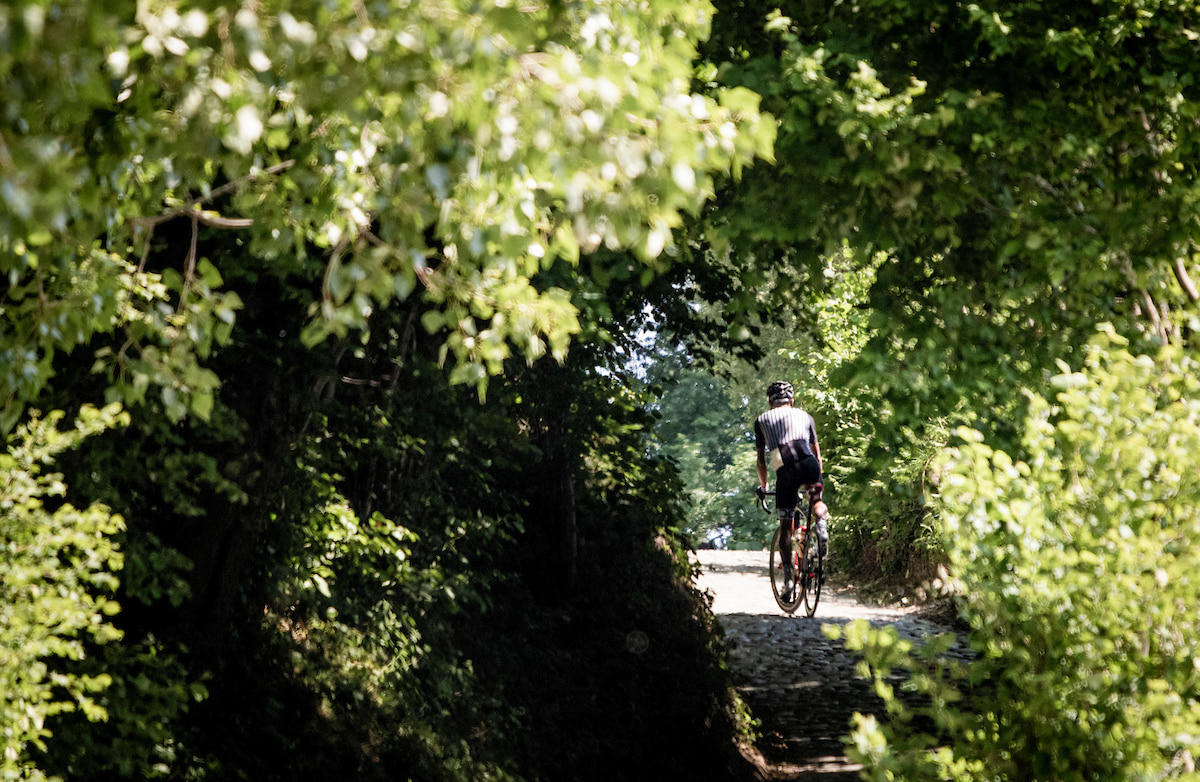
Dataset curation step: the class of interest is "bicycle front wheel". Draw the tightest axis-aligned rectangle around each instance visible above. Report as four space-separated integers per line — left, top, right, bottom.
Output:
768 528 801 614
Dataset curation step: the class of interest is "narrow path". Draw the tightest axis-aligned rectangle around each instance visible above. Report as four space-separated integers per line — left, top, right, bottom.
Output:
693 549 964 781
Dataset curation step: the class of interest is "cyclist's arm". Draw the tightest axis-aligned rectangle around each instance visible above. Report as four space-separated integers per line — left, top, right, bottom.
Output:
808 415 822 472
754 419 769 489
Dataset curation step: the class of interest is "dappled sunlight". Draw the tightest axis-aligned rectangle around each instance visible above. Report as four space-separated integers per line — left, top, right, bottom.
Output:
696 549 968 780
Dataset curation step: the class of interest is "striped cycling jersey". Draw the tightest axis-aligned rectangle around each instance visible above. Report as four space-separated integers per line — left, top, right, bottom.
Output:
754 405 818 460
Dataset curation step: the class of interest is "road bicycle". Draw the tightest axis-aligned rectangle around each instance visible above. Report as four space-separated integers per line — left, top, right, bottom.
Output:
756 488 823 616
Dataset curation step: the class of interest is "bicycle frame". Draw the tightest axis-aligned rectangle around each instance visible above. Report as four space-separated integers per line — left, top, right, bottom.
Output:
757 488 823 616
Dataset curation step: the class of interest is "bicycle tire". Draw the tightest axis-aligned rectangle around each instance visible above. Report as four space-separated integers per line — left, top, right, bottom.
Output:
768 527 802 613
801 515 822 617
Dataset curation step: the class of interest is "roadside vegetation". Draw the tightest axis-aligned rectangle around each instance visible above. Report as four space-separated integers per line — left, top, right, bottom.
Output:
4 1 1199 780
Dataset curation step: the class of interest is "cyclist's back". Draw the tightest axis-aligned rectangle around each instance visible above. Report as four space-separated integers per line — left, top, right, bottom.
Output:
755 404 819 477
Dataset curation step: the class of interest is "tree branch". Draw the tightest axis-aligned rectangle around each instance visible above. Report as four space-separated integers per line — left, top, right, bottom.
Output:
1140 289 1169 343
129 159 295 231
321 235 353 305
136 222 155 274
195 212 254 229
1173 257 1199 302
0 130 14 174
178 215 200 312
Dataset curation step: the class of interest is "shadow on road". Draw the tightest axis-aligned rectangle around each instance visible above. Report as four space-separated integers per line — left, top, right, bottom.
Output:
700 560 770 576
719 611 879 781
695 551 968 781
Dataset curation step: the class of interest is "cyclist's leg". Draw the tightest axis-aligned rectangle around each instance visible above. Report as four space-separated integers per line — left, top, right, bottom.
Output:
804 482 829 583
775 465 802 567
806 485 829 550
799 455 828 553
777 510 794 586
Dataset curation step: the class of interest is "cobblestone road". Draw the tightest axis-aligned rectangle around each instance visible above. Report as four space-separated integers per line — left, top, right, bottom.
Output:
693 549 965 781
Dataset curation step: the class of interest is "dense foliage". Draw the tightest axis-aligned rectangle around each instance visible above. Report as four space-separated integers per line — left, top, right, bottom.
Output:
695 0 1200 576
689 0 1200 778
1 0 772 425
841 332 1200 780
1 405 127 780
1 0 772 779
9 0 1200 778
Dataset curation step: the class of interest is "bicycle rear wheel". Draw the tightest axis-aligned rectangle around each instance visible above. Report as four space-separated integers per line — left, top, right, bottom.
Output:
801 527 822 617
768 527 801 613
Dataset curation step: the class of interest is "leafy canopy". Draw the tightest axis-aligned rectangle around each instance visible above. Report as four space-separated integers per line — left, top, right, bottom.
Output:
1 1 777 777
702 0 1200 446
1 0 774 426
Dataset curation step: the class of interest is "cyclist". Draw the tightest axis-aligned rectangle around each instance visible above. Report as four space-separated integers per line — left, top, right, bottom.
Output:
754 380 829 588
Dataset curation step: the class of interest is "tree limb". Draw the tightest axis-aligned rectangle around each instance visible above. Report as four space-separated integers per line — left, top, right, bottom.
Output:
0 131 14 174
178 215 200 312
1140 289 1168 343
136 222 155 274
195 213 254 229
1173 257 1199 301
129 159 295 231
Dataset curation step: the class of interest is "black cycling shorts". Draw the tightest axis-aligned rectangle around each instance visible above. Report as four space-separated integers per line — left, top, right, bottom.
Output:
775 454 822 521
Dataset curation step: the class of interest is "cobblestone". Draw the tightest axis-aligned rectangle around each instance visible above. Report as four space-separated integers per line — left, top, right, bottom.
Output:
693 550 968 781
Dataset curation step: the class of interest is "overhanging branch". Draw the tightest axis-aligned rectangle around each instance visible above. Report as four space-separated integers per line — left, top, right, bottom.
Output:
129 159 295 232
1173 257 1199 302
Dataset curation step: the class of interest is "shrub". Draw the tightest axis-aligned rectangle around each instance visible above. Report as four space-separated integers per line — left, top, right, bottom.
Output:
1 405 128 780
843 329 1200 780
